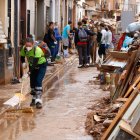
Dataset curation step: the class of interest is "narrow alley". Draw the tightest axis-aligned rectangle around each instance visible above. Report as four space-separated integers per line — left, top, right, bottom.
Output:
0 0 140 139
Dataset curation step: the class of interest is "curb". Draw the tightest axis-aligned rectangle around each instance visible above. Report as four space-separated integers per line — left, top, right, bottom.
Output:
0 55 77 116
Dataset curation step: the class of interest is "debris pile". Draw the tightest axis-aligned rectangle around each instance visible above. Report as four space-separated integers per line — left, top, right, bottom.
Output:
85 97 125 139
86 23 140 139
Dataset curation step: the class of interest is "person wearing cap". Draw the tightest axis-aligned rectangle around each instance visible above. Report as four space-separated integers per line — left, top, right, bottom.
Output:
20 37 47 109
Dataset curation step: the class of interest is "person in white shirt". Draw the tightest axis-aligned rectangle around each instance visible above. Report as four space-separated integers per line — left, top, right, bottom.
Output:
98 23 107 59
105 27 113 51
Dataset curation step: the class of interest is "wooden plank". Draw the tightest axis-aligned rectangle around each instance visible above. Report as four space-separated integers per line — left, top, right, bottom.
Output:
121 49 140 97
120 120 140 139
108 93 140 140
112 51 137 100
133 119 140 136
130 103 140 131
101 51 129 72
115 129 136 140
116 98 128 102
109 51 129 59
101 82 140 140
124 76 140 98
118 51 137 97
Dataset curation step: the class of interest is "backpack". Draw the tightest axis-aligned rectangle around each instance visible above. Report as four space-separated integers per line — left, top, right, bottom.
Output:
38 45 51 59
34 42 51 59
78 28 88 42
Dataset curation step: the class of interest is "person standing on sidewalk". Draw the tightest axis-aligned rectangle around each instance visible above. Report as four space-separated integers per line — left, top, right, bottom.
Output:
54 22 62 57
62 21 72 58
82 19 95 65
105 26 113 52
98 23 107 60
75 21 88 68
47 22 57 62
90 27 98 64
20 37 47 109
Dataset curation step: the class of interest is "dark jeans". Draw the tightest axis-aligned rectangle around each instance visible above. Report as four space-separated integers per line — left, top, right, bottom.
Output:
48 42 56 61
69 40 72 49
30 63 47 96
63 45 68 50
78 45 88 65
87 42 90 63
98 44 106 57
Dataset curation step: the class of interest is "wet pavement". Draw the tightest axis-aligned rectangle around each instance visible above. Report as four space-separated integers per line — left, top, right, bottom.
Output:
0 60 109 140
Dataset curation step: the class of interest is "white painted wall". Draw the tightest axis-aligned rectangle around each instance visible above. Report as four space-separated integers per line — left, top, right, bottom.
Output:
0 0 8 36
76 0 85 22
27 0 36 36
11 0 14 46
79 7 83 20
36 0 51 39
62 0 65 28
36 0 45 39
45 0 50 7
50 0 56 22
55 0 61 25
136 0 140 14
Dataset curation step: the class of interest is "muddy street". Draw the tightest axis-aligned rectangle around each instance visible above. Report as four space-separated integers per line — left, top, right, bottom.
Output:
0 60 109 140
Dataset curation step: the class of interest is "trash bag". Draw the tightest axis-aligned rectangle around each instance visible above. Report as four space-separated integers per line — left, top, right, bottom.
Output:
126 22 140 33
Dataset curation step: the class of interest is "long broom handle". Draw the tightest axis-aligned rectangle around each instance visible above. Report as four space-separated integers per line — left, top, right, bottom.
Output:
17 81 24 109
18 68 25 109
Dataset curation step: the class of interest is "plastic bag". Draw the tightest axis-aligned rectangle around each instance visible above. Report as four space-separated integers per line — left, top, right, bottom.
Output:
126 22 140 33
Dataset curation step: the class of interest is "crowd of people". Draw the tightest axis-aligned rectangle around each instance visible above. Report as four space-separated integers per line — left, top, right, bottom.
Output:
42 19 117 67
20 19 117 109
74 19 116 68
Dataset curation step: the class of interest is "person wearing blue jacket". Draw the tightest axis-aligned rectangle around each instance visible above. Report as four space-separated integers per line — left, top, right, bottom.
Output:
54 22 62 57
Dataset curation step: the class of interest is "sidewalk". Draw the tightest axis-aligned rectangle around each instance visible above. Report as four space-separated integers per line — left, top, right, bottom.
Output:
0 55 77 115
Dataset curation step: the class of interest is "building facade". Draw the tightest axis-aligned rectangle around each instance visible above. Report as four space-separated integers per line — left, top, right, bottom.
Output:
0 0 86 85
0 0 15 84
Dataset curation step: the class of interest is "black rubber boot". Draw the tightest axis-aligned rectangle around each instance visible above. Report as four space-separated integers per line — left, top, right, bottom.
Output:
30 99 36 107
30 90 36 96
36 102 42 109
